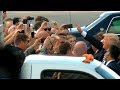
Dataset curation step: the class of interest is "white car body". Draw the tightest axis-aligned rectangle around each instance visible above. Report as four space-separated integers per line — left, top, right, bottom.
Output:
20 55 120 79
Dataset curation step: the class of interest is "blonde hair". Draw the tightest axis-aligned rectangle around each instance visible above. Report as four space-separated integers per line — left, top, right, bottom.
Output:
67 34 76 40
103 33 119 44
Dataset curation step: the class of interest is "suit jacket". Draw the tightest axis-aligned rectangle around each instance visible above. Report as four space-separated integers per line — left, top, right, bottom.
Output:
117 60 120 66
107 61 120 76
1 44 25 79
85 33 106 62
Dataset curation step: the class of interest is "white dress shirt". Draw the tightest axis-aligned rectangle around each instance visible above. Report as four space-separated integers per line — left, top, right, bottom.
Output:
105 60 114 66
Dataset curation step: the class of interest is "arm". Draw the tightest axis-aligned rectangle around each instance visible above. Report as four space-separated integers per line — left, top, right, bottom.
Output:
75 22 103 50
24 38 41 56
4 29 21 45
34 21 47 38
4 31 15 42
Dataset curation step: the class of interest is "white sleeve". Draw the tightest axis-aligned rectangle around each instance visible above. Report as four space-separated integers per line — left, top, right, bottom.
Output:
81 31 87 37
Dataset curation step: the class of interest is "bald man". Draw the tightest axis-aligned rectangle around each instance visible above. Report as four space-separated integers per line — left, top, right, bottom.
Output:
72 41 87 56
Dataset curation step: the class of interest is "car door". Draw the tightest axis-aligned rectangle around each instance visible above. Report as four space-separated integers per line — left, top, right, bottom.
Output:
40 69 101 79
30 62 104 79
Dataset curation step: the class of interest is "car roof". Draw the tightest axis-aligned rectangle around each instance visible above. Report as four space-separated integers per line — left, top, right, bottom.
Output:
101 11 120 15
24 55 100 68
100 11 120 18
22 55 120 79
68 11 120 33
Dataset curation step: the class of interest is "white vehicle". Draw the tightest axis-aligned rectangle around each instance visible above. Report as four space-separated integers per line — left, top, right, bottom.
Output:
20 55 120 79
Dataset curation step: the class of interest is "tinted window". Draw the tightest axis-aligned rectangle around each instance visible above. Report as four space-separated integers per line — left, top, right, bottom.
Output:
41 70 97 79
108 17 120 34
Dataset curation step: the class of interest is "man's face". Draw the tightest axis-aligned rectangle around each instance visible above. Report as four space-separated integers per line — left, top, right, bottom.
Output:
102 36 110 50
4 21 13 36
5 21 13 30
69 38 76 47
21 39 30 51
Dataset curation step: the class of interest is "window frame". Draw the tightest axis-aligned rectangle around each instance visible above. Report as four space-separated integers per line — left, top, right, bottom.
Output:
106 16 120 35
40 69 98 79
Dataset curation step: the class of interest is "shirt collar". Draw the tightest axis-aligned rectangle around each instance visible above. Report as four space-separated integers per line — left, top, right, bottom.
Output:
106 60 114 66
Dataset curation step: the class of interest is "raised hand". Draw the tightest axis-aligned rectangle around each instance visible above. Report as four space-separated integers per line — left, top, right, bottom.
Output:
53 21 59 30
74 22 83 33
17 22 23 30
40 21 48 29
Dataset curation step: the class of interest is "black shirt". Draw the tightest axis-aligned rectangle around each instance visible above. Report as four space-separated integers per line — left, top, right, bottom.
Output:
1 44 26 79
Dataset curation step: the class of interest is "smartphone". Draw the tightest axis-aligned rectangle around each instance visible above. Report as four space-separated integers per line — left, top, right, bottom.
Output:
64 24 73 29
19 30 25 33
23 19 28 24
41 38 46 43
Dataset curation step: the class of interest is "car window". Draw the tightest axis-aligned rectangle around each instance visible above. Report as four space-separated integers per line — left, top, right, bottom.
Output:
40 70 97 79
107 16 120 34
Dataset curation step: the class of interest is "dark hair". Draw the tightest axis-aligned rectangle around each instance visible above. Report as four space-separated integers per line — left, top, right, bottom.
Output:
41 17 49 22
3 11 6 13
13 17 20 25
58 33 67 36
59 42 71 55
35 16 49 22
35 16 43 22
33 21 43 31
14 33 29 45
109 45 120 60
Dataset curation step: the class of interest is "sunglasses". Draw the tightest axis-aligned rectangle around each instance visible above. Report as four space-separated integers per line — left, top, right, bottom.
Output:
44 28 51 31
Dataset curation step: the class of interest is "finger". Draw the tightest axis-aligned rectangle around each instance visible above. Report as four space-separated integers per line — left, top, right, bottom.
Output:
74 22 79 27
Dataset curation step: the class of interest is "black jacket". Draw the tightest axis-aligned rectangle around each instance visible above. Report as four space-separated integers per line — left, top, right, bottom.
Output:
85 33 106 62
1 44 26 79
107 61 120 76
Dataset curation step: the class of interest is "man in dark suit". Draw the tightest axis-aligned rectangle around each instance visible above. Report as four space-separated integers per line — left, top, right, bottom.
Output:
0 46 22 79
75 23 119 62
104 45 120 76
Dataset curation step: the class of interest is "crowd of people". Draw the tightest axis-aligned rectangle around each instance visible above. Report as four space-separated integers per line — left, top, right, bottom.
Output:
0 11 120 79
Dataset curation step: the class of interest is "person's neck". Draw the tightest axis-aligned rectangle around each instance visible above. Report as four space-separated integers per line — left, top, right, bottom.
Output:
106 57 114 62
15 44 23 50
